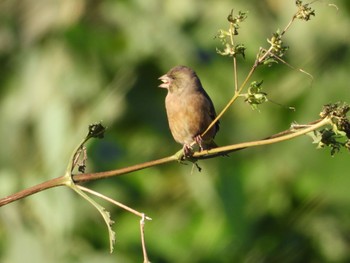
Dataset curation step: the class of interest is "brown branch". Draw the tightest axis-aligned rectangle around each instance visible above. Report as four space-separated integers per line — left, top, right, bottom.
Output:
0 117 332 208
0 156 178 207
73 155 178 183
195 117 331 158
0 176 67 207
74 117 331 181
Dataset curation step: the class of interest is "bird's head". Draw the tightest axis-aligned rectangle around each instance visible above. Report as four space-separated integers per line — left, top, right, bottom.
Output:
158 66 201 94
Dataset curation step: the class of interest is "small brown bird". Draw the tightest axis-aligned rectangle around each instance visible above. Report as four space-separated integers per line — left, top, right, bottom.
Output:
159 65 219 155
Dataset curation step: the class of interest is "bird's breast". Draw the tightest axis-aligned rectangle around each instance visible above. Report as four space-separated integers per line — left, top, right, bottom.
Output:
165 92 216 145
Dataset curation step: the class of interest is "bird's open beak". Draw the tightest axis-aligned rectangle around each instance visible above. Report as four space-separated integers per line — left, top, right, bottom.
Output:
158 74 171 89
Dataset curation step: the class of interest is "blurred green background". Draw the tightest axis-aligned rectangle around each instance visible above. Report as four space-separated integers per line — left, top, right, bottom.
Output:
0 0 350 262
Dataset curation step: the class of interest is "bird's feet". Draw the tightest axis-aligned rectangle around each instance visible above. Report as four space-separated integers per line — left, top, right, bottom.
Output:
183 144 194 157
174 144 193 161
194 135 204 151
176 136 207 161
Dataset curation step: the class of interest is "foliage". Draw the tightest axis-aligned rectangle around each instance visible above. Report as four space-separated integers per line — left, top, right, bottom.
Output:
0 0 350 262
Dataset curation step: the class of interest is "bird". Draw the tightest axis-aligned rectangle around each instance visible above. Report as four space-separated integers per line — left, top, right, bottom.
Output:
158 65 219 156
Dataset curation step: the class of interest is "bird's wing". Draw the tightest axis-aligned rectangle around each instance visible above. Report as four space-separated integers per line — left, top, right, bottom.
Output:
201 88 220 133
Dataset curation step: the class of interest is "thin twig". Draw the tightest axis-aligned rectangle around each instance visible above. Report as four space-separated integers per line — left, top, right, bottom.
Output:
78 185 152 220
140 214 150 263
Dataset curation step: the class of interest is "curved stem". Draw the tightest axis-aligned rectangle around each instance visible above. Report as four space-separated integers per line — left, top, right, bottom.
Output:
0 117 332 207
0 176 67 207
195 117 331 158
73 155 177 184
